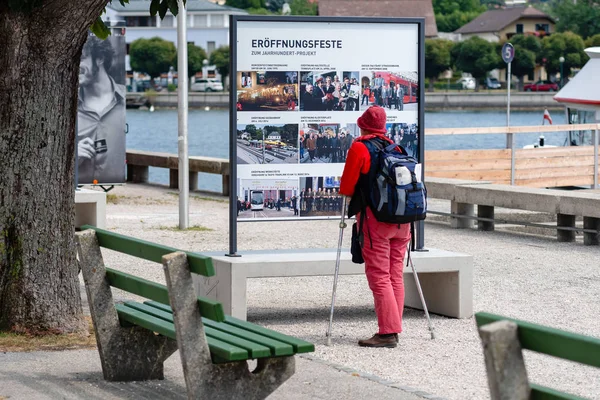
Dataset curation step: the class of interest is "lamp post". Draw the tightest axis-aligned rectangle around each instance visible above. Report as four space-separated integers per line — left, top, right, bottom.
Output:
559 56 565 88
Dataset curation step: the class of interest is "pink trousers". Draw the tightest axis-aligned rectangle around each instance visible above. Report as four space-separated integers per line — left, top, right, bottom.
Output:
360 207 411 335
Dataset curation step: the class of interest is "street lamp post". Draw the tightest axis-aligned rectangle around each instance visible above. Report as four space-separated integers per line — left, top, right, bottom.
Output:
559 56 565 88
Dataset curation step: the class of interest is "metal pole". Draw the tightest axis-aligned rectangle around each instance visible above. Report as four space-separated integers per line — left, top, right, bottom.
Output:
594 129 599 189
326 196 347 346
506 62 512 149
177 0 189 229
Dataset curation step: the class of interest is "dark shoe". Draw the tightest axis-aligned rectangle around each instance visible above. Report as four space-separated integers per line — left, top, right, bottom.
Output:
358 334 397 348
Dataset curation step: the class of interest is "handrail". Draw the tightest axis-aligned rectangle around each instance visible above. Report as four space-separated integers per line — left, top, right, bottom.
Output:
426 123 600 136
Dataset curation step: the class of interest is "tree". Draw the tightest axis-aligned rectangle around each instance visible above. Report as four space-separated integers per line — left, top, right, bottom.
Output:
451 36 500 90
289 0 317 15
0 0 183 335
433 0 485 32
506 34 541 91
183 43 208 79
130 37 177 82
225 0 266 9
210 46 230 86
551 0 600 39
585 33 600 48
424 39 454 92
540 32 586 78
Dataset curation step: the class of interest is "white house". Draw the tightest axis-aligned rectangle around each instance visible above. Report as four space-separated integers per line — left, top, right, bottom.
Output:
104 0 247 80
267 134 281 141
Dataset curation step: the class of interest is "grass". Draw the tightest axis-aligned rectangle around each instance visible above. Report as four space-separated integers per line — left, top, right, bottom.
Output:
158 224 213 232
0 316 96 352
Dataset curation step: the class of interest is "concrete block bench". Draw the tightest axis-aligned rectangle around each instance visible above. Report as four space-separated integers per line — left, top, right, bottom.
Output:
426 177 600 245
194 248 473 321
76 226 314 399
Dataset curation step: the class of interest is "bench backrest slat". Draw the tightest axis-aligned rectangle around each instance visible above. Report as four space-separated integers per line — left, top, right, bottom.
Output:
81 225 215 277
530 383 587 400
106 268 225 322
476 312 600 368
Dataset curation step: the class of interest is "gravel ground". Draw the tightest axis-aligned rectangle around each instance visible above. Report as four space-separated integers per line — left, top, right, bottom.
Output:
97 184 600 400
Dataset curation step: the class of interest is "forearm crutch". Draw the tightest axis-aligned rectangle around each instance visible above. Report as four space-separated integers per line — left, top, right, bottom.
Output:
326 195 348 346
407 246 436 340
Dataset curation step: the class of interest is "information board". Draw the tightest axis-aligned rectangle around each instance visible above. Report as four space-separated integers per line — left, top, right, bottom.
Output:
229 16 425 254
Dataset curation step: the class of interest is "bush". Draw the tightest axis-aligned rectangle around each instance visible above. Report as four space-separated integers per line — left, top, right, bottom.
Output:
167 83 177 92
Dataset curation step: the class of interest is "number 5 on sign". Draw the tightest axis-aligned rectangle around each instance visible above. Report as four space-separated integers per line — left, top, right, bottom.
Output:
502 43 515 64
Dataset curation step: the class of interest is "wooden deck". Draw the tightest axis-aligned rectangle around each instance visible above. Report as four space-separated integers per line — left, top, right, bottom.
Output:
425 123 600 188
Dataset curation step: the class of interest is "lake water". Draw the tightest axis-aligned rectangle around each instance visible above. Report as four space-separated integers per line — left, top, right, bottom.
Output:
125 108 568 192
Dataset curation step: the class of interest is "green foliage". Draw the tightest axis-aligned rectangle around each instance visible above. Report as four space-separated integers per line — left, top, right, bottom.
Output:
130 37 177 80
433 0 484 14
540 31 586 75
433 0 485 32
552 0 600 39
91 0 185 39
247 7 274 14
182 43 208 78
436 11 483 33
226 0 266 9
266 0 287 12
451 36 500 85
209 46 230 84
506 35 541 82
424 39 454 82
585 34 600 48
290 0 318 15
167 83 177 92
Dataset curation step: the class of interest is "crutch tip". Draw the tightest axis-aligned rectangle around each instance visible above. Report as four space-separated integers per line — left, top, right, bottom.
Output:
326 337 332 346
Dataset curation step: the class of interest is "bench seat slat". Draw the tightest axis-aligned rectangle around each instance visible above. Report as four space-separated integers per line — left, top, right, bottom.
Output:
222 316 314 353
475 312 600 368
143 301 295 356
106 268 225 322
115 304 249 362
124 302 272 359
530 383 587 400
81 225 214 277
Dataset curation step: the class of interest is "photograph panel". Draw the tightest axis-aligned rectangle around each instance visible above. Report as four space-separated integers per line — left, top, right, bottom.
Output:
299 71 360 111
236 123 299 164
359 71 419 112
237 178 300 220
236 71 299 111
298 176 344 217
299 123 359 164
385 121 419 159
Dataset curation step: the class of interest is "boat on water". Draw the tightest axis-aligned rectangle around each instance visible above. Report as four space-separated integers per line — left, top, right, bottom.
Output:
554 47 600 147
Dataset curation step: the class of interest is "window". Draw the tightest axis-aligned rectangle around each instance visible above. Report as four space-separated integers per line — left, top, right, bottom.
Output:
194 15 208 28
125 16 157 27
207 41 216 54
161 15 174 27
211 14 225 27
516 24 523 34
535 23 549 33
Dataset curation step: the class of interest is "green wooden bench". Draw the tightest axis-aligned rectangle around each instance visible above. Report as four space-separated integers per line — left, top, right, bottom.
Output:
76 225 314 399
475 312 600 400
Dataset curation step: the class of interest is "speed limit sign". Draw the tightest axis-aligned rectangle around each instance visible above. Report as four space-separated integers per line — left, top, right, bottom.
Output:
502 43 515 63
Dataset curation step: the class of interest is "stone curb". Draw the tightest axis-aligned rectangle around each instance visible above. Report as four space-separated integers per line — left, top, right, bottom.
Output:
299 354 450 400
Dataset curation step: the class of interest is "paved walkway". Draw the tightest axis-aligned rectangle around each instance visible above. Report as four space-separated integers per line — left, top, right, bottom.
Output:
0 349 432 400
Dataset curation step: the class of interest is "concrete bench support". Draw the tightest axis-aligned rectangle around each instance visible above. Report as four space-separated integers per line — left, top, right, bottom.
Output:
478 205 495 231
194 248 473 321
557 214 576 242
451 202 475 229
75 189 106 229
583 217 600 245
126 164 149 184
169 169 199 191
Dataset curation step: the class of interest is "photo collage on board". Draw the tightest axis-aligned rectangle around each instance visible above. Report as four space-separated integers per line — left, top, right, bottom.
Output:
235 67 419 220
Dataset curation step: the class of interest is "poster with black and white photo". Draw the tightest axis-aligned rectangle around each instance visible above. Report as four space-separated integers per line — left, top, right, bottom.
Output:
232 16 423 222
76 28 127 185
